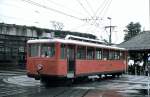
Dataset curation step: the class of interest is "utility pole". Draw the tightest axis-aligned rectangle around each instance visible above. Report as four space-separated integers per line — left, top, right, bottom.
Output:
149 0 150 30
105 17 116 45
148 1 150 96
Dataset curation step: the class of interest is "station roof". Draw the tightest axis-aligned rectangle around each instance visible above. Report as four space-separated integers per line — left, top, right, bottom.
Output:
118 31 150 50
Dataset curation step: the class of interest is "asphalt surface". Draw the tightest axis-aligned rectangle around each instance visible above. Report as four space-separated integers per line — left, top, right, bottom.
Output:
0 71 150 97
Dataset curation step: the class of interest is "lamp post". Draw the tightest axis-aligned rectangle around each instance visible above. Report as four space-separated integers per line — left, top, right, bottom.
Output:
149 0 150 30
147 54 150 97
107 17 112 44
105 17 116 45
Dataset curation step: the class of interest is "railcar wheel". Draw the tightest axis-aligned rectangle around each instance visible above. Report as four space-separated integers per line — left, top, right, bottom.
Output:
64 78 74 86
40 77 73 86
116 73 122 78
98 74 102 79
34 77 40 80
73 76 89 84
111 74 116 78
40 77 50 85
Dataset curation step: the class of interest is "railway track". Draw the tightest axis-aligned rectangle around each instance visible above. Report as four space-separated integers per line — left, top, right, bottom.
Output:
52 88 89 97
0 72 149 97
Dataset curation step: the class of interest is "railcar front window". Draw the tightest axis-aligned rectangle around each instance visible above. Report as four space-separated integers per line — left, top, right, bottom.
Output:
41 43 55 57
29 44 39 57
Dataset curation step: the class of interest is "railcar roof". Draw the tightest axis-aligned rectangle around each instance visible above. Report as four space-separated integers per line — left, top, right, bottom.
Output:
27 38 126 50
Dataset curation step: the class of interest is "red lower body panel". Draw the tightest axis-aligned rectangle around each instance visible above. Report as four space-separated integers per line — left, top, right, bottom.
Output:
75 60 126 76
27 58 67 77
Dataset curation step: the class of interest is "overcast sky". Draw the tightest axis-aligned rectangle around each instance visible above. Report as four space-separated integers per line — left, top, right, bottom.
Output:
0 0 149 43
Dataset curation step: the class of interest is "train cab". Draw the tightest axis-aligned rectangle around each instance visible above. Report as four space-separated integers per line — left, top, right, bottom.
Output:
26 36 127 81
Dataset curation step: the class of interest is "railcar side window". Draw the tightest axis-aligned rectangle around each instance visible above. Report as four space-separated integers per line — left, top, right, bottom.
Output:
109 50 115 60
87 47 95 60
102 49 109 60
115 51 120 60
41 43 55 57
120 51 125 60
77 46 86 59
109 50 121 60
96 48 102 60
61 44 66 59
29 44 39 57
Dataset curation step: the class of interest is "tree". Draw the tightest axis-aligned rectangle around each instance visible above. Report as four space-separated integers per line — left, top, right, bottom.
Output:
124 22 142 75
51 21 64 30
124 22 141 41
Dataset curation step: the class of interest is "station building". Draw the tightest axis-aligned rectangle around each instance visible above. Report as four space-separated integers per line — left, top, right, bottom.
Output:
0 23 96 69
119 31 150 75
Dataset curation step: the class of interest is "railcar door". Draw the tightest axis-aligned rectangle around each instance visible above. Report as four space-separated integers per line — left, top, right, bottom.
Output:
67 45 75 78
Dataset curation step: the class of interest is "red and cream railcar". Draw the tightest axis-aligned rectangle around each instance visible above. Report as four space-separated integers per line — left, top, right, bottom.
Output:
26 38 127 80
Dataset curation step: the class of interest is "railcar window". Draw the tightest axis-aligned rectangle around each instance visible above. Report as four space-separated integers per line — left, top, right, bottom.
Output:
87 47 95 60
109 50 115 60
120 51 125 59
29 44 39 57
115 51 120 60
41 43 55 57
77 46 86 59
102 49 109 60
96 48 102 60
109 51 121 60
61 44 66 59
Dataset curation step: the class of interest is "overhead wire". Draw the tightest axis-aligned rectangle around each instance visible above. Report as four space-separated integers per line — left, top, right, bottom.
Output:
21 0 101 32
0 0 113 40
80 0 110 27
91 0 112 26
1 0 90 31
100 0 112 18
2 0 113 37
75 0 92 17
3 0 83 26
46 0 85 17
90 0 107 20
22 0 110 26
21 0 82 20
101 0 114 42
0 2 57 27
82 0 109 29
85 0 94 16
92 0 110 22
97 0 112 17
76 0 110 23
